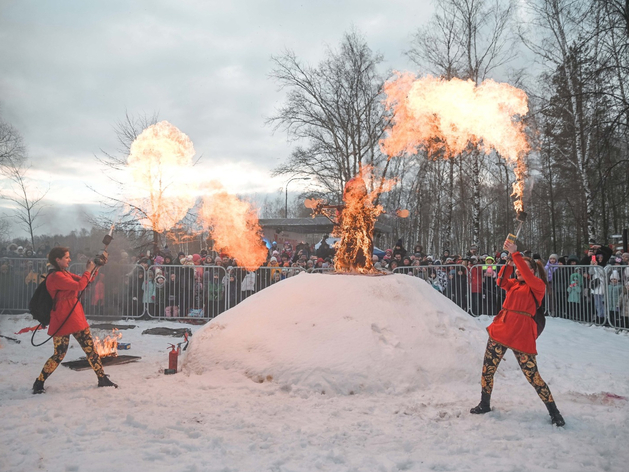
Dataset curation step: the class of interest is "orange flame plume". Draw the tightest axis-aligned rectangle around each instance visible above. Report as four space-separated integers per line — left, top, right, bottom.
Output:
93 329 123 358
198 181 267 270
382 73 530 212
126 121 197 232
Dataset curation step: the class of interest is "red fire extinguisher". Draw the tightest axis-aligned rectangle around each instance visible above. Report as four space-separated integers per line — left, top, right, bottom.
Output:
166 344 180 374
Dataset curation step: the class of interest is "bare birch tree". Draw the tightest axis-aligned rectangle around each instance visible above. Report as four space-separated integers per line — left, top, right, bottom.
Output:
268 30 391 203
0 156 48 249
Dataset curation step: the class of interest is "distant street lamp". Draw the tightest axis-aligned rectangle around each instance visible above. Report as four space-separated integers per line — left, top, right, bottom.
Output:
285 177 311 218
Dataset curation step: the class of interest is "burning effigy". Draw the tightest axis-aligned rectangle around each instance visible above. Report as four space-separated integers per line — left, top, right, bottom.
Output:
306 168 398 273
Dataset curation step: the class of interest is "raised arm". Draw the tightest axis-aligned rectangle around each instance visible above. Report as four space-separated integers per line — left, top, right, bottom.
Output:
48 270 93 293
496 262 515 289
512 252 546 299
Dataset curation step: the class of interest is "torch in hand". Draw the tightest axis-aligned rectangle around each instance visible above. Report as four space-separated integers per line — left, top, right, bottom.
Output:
92 224 115 270
504 211 527 250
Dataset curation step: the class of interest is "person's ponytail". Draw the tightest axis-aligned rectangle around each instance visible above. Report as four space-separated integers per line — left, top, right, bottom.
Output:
522 256 548 286
534 259 548 286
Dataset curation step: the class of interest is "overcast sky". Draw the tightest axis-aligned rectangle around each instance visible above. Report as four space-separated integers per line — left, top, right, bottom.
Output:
0 0 432 239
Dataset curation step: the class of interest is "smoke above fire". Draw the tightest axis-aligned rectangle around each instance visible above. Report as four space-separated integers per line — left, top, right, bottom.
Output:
198 181 267 270
381 73 530 212
126 121 197 232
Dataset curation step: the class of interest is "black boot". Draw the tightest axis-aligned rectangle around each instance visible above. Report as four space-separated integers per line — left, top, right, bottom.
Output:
470 392 491 414
32 379 45 394
546 402 565 427
97 375 118 388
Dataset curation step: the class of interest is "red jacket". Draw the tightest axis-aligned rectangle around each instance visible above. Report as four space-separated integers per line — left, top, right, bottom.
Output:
46 270 93 337
470 265 484 293
487 252 546 355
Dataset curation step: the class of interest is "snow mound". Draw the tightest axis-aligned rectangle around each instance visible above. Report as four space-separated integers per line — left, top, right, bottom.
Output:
184 273 486 395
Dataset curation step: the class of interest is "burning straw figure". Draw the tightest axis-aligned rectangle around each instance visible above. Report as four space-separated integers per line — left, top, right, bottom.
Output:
335 175 382 272
307 170 404 273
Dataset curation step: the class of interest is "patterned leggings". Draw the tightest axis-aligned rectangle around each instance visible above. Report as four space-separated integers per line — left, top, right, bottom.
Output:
37 327 105 382
481 338 554 404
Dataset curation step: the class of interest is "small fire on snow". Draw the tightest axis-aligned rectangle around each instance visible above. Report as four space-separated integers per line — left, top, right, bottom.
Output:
93 329 123 358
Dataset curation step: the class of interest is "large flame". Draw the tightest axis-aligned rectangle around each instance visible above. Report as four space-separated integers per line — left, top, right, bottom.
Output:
334 167 390 273
198 181 267 270
93 329 123 358
126 121 197 232
382 73 530 212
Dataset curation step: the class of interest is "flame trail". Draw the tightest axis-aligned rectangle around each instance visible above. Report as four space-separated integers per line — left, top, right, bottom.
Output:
126 121 197 232
198 181 267 270
381 73 530 212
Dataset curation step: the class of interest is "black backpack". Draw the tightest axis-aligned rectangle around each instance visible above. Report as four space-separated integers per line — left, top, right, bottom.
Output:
28 271 57 326
532 293 546 338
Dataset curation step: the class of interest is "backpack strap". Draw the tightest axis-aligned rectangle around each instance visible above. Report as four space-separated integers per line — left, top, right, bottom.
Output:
44 269 59 311
531 291 540 312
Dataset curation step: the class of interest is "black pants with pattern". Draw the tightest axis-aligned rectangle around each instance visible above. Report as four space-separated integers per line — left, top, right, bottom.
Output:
481 338 554 404
37 327 105 382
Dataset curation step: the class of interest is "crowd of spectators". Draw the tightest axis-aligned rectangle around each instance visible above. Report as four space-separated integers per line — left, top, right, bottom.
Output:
2 238 629 325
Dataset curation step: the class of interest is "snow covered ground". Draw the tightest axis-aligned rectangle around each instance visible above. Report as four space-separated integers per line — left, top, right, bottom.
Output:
1 272 628 472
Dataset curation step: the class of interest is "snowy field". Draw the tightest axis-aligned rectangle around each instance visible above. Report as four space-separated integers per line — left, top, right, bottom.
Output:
1 273 629 472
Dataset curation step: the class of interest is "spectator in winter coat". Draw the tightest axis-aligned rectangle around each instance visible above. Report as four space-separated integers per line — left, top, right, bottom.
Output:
450 264 468 310
165 272 180 318
154 272 166 317
428 270 443 292
392 239 407 259
204 269 224 317
567 272 583 319
589 259 606 323
469 256 484 316
470 239 564 427
607 271 623 326
241 271 256 299
618 281 629 322
482 256 499 316
545 254 560 283
32 247 117 394
580 242 613 266
90 272 105 316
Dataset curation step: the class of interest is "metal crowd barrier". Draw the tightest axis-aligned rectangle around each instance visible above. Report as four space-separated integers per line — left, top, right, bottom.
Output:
0 257 49 313
69 262 148 319
309 267 335 274
392 263 629 330
1 257 628 330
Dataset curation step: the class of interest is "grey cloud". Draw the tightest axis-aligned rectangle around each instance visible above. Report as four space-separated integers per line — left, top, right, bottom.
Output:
1 0 429 237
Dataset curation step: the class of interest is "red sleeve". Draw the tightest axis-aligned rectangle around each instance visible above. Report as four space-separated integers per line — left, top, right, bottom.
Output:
48 271 92 293
512 252 546 299
497 263 515 289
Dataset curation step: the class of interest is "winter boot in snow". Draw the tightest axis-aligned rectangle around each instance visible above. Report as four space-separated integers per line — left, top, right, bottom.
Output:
97 375 118 388
32 379 45 394
546 402 565 427
470 392 491 414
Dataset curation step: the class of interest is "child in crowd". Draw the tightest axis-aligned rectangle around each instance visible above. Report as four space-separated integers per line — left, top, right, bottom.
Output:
567 272 582 319
607 271 623 326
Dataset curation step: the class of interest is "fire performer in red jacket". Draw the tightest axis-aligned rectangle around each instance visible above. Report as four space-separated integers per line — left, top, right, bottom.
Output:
32 247 117 394
470 239 565 426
